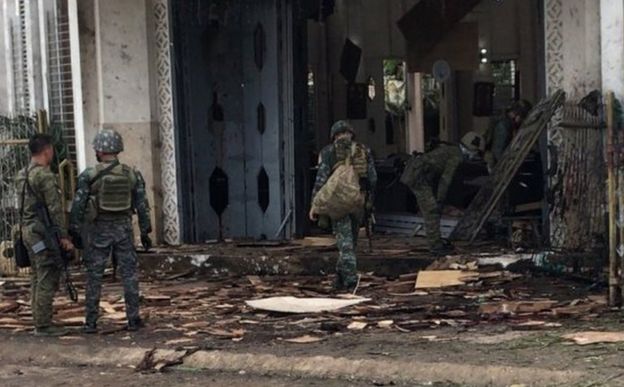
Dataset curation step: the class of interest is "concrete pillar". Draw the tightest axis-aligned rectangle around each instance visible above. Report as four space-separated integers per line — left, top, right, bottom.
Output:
86 0 161 240
0 1 8 116
601 0 624 99
78 0 99 168
544 0 601 99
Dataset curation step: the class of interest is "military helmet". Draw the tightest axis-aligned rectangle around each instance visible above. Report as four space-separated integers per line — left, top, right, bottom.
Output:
330 120 354 140
460 131 485 153
93 129 124 153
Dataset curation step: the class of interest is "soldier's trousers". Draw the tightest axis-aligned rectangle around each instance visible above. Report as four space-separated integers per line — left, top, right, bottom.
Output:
332 213 361 285
410 184 442 247
26 240 61 328
84 218 139 326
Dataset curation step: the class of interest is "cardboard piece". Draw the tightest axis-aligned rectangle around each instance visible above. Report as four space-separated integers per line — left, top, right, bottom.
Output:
562 332 624 346
415 270 479 289
245 296 370 314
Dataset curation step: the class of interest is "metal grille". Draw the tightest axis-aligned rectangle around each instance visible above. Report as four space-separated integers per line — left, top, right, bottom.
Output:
47 0 76 162
548 103 606 250
0 116 37 242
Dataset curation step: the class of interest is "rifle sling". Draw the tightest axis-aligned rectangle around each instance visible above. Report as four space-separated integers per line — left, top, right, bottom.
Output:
89 160 120 186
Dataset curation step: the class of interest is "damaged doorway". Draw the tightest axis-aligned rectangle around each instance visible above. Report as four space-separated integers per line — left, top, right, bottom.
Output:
171 0 306 243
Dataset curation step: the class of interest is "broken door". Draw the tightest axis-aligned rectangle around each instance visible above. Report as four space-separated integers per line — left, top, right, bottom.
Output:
172 0 295 242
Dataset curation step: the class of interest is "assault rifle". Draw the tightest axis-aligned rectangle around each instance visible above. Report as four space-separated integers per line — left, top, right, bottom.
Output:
33 200 78 302
361 179 374 252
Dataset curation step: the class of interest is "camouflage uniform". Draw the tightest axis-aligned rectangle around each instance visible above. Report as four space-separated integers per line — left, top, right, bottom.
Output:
401 144 463 248
15 162 66 329
312 122 377 288
69 130 151 328
488 116 514 165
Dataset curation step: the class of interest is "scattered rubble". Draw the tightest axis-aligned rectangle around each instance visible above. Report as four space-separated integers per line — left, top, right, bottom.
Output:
0 249 610 345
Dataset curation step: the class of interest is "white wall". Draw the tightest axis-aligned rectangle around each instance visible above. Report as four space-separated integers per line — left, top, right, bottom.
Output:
0 1 8 116
601 0 624 99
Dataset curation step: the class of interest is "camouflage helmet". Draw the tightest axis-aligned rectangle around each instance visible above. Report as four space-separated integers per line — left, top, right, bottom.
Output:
460 131 485 153
93 129 124 153
330 120 354 140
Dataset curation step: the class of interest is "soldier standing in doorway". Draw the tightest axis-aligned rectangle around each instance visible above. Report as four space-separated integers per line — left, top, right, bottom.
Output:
309 120 377 291
15 134 74 336
69 129 152 333
401 132 485 255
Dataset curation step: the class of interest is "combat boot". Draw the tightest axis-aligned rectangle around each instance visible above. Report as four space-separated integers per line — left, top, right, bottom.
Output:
34 325 69 337
127 318 145 332
83 323 97 334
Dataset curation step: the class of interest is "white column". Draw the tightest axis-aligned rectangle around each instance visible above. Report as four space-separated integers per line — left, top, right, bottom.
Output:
601 0 624 99
544 0 601 99
68 0 86 170
406 72 424 153
0 0 9 115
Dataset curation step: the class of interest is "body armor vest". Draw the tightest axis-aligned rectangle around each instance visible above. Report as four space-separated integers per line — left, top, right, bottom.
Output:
91 163 135 213
334 141 368 178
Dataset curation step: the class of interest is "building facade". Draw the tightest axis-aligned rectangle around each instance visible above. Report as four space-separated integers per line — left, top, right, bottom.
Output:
0 0 622 246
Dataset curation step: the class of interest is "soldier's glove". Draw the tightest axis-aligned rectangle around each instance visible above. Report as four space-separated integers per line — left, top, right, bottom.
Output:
141 234 152 252
69 230 84 250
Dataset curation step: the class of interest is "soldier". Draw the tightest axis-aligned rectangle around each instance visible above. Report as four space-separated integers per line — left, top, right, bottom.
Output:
309 120 377 291
16 134 74 336
401 132 485 255
485 100 533 168
69 129 152 333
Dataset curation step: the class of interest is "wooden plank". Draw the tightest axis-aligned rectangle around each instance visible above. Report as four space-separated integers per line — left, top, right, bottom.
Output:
415 270 478 289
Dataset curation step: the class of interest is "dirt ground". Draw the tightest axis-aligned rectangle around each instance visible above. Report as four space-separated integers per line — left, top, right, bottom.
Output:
0 364 390 387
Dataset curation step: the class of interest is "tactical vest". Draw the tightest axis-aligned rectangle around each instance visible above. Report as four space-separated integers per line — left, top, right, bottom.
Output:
90 163 135 213
334 141 368 178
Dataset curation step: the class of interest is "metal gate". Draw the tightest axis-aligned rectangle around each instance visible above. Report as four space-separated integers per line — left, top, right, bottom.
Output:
0 116 37 243
548 101 606 250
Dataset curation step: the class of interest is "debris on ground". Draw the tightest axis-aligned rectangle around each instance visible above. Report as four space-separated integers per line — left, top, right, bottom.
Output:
135 348 188 372
245 296 371 313
562 331 624 345
415 270 479 289
0 241 610 346
284 335 325 344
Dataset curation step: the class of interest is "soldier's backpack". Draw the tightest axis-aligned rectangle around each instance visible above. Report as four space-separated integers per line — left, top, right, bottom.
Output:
312 143 365 220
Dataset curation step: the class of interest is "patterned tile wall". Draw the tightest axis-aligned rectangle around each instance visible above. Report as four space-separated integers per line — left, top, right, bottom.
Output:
544 0 563 94
154 0 181 245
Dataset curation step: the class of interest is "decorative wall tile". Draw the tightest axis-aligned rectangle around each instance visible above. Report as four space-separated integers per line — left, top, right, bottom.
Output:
154 0 181 245
544 0 563 94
